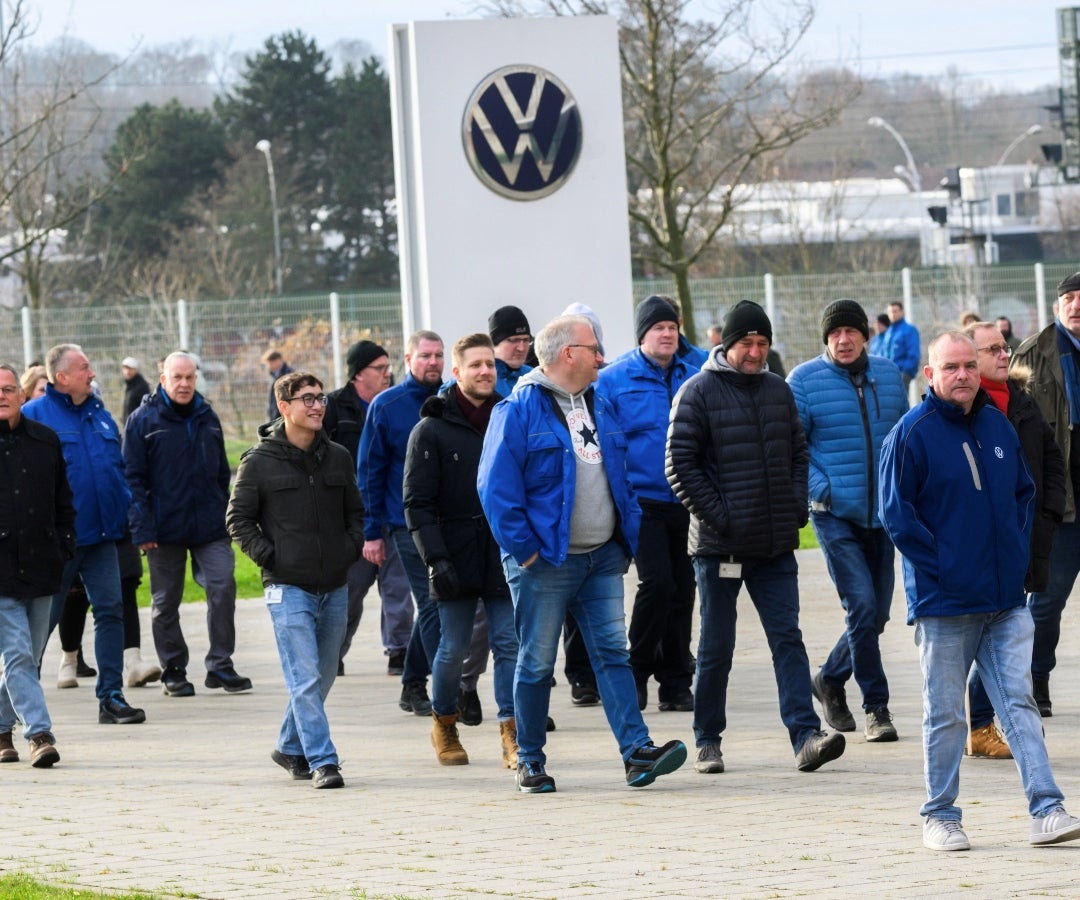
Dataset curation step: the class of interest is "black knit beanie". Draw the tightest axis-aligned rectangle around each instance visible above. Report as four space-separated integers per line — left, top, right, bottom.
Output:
820 299 870 344
488 306 531 345
346 340 388 381
634 295 680 344
722 300 772 351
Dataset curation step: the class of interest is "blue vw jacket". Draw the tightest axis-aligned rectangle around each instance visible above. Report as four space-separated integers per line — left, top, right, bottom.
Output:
23 384 130 547
478 372 641 566
879 388 1035 623
123 390 231 546
881 318 920 379
787 352 907 528
597 348 698 503
358 372 439 540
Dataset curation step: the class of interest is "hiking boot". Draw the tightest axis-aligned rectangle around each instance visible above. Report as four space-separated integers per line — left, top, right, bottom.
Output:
1033 676 1052 717
1030 808 1080 846
923 817 970 851
386 651 405 676
864 706 898 743
458 687 482 726
570 682 600 706
205 667 253 693
499 718 519 769
161 667 195 697
795 730 845 772
400 682 432 716
431 712 469 766
98 692 146 725
0 731 19 763
57 651 79 689
625 739 688 787
76 648 96 678
694 742 724 774
811 670 856 732
312 764 344 789
516 760 556 793
123 648 162 687
28 733 60 769
271 748 312 780
965 722 1012 759
658 689 694 712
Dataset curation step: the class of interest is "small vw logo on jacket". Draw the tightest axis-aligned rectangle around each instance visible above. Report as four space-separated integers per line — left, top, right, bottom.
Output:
462 64 582 201
994 446 1004 459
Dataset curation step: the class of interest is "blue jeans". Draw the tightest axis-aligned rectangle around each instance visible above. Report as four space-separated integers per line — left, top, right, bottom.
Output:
505 540 649 765
693 552 821 751
0 595 54 737
914 607 1063 821
432 596 517 720
49 542 125 701
1028 516 1080 680
267 584 347 770
812 513 895 710
392 527 441 685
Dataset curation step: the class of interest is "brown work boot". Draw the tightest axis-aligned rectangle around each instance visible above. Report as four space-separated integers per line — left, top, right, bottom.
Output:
0 731 19 763
499 718 519 769
431 712 469 766
27 733 60 768
965 722 1012 759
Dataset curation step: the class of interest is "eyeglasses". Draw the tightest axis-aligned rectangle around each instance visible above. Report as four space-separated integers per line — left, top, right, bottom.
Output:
0 385 20 397
286 393 328 407
976 343 1012 358
567 344 602 356
505 337 533 347
363 364 391 373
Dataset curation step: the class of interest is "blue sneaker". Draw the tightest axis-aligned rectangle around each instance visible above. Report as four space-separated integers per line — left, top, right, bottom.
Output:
625 739 687 787
516 761 556 793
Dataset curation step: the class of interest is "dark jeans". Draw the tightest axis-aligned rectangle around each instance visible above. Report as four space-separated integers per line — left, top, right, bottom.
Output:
392 527 440 686
1028 517 1080 680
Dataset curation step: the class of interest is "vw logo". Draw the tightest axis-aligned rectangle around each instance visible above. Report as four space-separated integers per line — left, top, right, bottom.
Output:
462 64 583 201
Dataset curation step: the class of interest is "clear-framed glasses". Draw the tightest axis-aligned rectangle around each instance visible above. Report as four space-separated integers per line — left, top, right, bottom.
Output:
505 336 533 347
286 393 328 407
976 343 1012 358
364 364 391 374
0 385 19 397
567 343 602 356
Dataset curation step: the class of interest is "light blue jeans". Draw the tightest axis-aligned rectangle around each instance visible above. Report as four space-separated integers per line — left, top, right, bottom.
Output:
267 584 347 770
432 595 517 720
0 595 54 738
914 606 1064 821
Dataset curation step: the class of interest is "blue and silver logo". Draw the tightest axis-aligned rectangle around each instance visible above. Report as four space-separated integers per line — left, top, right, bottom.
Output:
463 64 583 201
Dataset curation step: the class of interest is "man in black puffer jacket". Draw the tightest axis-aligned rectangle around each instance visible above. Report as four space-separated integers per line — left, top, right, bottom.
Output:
666 300 845 776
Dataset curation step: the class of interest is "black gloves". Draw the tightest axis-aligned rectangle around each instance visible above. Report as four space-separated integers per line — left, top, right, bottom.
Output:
429 558 460 600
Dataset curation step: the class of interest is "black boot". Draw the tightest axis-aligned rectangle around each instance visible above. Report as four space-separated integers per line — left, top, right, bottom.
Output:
1033 676 1052 718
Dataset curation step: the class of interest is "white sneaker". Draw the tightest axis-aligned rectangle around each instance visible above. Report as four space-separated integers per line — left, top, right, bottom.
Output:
1030 809 1080 846
923 817 971 851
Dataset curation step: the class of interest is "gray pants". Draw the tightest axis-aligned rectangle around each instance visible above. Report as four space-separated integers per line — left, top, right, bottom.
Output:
339 527 414 661
148 539 237 673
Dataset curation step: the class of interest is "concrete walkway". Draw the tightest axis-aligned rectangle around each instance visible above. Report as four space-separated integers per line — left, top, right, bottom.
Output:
4 549 1079 899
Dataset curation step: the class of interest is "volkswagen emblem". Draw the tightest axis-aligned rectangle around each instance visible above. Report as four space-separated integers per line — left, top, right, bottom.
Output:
463 64 583 201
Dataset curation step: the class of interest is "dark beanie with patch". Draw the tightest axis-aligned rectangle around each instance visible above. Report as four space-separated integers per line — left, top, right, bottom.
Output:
1058 272 1080 296
722 300 772 351
634 295 680 344
488 306 531 345
820 299 870 344
346 340 388 381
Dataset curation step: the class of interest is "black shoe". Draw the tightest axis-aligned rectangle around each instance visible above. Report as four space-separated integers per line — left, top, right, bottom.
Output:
271 748 312 780
865 706 899 742
337 660 345 677
625 739 688 787
546 716 556 732
795 729 846 772
76 648 97 678
458 688 483 726
399 682 432 716
658 689 694 712
636 681 647 711
570 682 600 706
312 764 344 789
387 651 405 676
98 692 146 725
516 760 556 793
205 667 253 693
161 667 195 697
1033 676 1052 717
811 670 856 732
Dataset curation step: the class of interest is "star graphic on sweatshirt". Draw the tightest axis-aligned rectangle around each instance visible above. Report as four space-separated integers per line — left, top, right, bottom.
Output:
577 421 598 448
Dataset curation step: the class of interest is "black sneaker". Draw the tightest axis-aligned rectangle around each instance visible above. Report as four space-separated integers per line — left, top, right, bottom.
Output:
795 730 846 772
98 692 146 725
865 706 899 743
161 667 195 697
658 689 694 712
399 682 432 716
570 682 600 706
458 687 483 726
387 651 405 676
811 670 856 732
625 739 687 787
205 667 253 693
271 748 312 780
312 764 344 789
516 761 556 793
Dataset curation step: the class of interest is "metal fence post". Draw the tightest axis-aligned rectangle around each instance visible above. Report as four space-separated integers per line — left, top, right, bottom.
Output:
764 272 776 328
330 292 343 388
21 305 32 368
1035 262 1048 331
902 267 913 310
178 298 189 351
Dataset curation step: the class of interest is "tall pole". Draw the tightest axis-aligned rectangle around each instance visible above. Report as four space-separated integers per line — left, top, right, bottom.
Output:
255 139 283 296
997 124 1043 167
868 116 927 265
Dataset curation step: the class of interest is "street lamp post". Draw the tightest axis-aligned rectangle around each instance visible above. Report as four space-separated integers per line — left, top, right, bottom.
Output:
255 139 283 296
868 116 928 264
997 124 1043 167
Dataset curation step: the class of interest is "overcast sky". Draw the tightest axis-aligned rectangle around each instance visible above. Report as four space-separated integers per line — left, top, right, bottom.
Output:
19 0 1064 92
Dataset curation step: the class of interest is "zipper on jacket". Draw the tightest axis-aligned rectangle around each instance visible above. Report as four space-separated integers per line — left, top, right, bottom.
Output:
855 376 875 528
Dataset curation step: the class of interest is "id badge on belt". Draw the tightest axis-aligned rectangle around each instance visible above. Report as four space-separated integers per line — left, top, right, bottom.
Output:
718 556 741 580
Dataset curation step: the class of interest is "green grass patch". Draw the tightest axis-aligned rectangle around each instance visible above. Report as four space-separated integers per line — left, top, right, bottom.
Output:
224 436 257 472
0 873 164 899
799 522 819 550
134 542 263 607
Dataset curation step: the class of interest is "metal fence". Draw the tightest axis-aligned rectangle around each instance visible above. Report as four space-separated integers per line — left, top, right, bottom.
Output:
4 261 1074 439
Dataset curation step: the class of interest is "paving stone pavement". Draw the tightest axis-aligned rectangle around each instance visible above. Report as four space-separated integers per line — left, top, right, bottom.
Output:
3 549 1079 899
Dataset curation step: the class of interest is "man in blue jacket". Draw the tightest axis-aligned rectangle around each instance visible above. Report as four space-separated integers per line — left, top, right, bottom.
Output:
881 301 920 390
879 331 1080 851
124 351 250 698
23 344 145 725
597 295 700 714
479 314 687 793
788 300 907 743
